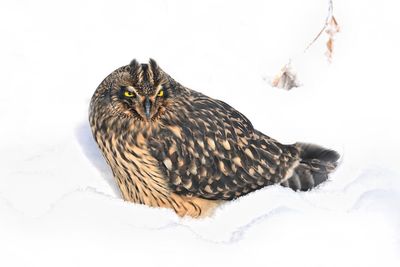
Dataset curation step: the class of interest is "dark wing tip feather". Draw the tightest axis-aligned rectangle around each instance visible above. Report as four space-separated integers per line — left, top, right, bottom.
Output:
296 142 340 164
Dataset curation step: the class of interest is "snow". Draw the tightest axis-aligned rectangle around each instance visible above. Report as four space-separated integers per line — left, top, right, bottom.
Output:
1 0 400 266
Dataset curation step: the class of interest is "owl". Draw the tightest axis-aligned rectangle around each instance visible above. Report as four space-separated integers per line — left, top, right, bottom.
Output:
89 59 339 218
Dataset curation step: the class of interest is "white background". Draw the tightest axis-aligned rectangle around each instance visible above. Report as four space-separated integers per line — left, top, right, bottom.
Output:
1 0 399 266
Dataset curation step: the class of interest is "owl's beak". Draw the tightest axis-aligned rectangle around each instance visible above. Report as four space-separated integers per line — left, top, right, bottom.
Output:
144 96 151 119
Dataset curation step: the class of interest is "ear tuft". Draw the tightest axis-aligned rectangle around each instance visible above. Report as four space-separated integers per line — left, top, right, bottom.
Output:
129 59 141 77
149 58 162 83
130 59 140 70
149 58 159 71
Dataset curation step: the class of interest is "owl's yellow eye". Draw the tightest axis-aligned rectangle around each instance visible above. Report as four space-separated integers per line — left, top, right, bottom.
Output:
157 90 164 97
124 90 135 98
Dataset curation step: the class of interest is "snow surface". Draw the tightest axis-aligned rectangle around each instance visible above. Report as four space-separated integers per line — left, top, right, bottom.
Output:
1 0 400 266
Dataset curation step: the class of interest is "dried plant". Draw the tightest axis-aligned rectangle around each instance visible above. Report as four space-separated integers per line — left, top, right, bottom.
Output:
270 62 301 90
304 0 340 61
270 0 340 90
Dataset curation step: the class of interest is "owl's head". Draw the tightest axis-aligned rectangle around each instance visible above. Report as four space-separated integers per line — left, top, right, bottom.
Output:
94 59 181 122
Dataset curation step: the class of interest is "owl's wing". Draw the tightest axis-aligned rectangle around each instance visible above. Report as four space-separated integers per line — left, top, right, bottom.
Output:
148 94 300 200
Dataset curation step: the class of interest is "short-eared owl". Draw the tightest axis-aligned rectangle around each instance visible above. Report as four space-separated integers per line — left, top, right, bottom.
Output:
89 59 339 218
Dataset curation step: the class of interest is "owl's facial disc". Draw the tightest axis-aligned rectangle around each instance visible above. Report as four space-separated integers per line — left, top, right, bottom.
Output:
118 84 166 121
111 59 171 121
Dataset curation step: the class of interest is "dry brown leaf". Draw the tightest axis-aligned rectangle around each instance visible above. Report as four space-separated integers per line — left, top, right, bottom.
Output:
325 15 340 62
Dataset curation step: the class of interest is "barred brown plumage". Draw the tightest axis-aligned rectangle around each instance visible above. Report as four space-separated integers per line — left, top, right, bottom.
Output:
89 59 340 218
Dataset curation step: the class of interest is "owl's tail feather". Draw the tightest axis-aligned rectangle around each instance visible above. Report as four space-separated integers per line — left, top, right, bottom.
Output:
282 143 340 191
